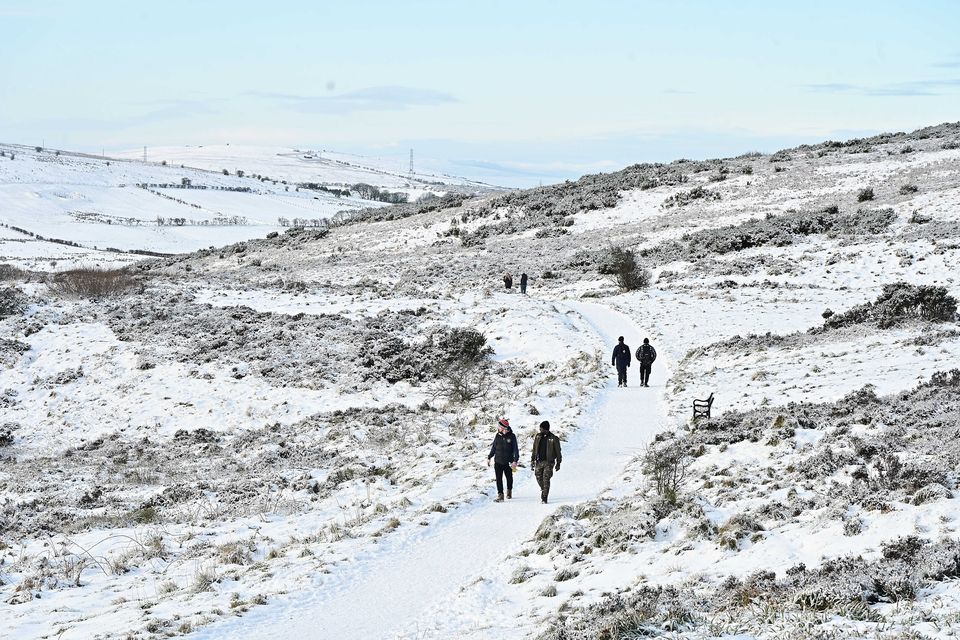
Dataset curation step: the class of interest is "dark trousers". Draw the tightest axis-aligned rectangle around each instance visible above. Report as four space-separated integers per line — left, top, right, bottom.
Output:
639 363 652 385
520 283 527 294
494 463 513 495
535 461 554 500
616 364 628 385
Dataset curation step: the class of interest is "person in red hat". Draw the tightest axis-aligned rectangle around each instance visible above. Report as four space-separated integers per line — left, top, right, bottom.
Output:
487 417 519 502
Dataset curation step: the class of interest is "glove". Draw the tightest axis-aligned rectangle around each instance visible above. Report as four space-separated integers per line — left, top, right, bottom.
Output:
554 463 561 472
486 458 491 467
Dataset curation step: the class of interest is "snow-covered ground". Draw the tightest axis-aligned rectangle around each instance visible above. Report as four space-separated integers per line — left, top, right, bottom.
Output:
3 124 960 639
114 145 501 192
0 143 498 266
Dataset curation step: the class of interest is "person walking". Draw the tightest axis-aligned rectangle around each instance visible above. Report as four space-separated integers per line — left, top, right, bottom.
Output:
636 338 657 387
611 336 631 387
503 273 513 290
519 272 528 294
487 417 519 502
531 420 562 504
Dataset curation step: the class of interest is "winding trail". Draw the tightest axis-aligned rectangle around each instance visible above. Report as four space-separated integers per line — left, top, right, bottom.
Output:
191 301 665 640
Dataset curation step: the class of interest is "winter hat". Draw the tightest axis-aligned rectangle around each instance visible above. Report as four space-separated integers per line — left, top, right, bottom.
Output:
618 336 624 342
643 338 650 344
497 417 511 429
539 420 550 431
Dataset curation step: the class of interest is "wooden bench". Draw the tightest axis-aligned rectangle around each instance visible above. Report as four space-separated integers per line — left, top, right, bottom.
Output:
693 393 714 420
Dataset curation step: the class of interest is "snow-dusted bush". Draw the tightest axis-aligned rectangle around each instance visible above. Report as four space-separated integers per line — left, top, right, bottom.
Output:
642 434 691 504
0 263 26 281
857 187 875 202
821 282 957 330
48 267 140 298
0 287 23 318
434 327 493 365
437 359 492 403
662 185 720 208
601 246 652 291
538 585 692 640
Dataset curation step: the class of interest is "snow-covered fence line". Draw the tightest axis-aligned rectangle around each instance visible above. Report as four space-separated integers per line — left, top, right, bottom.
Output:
0 222 174 257
0 222 82 247
135 183 254 193
154 215 250 227
71 211 149 226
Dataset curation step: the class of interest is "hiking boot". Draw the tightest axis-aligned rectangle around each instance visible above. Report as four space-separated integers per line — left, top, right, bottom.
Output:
541 498 548 504
494 493 504 503
506 489 512 499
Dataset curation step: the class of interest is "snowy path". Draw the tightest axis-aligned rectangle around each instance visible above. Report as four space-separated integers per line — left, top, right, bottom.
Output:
190 301 665 640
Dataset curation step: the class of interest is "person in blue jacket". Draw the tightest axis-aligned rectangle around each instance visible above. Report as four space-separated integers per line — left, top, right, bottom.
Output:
487 417 519 502
611 336 631 387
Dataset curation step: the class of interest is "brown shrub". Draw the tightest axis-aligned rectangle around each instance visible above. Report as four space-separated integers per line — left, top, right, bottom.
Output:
49 267 141 298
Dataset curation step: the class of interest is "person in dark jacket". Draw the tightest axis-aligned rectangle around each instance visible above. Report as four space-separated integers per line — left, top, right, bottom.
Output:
531 420 562 504
635 338 657 387
487 417 519 501
503 273 513 290
519 272 528 294
611 336 631 387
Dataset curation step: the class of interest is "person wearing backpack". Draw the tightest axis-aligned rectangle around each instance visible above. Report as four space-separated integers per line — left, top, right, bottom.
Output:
531 420 562 504
635 338 657 387
487 417 519 502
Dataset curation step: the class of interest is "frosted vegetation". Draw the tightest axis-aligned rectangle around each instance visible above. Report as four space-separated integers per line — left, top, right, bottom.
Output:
2 122 960 638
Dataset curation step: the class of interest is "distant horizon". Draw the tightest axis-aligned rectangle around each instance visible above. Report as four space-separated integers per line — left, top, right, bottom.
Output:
0 122 928 189
3 0 959 187
3 120 942 189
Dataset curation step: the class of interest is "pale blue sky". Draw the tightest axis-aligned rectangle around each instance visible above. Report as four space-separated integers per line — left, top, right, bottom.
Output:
2 0 959 186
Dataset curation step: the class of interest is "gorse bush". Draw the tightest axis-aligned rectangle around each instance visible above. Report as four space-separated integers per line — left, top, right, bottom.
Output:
601 246 652 291
663 185 720 208
434 327 493 365
49 267 140 298
1 287 22 318
433 327 494 403
822 282 957 330
857 187 875 202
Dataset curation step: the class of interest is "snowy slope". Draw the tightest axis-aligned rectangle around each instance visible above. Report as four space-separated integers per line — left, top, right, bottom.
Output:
2 123 960 640
114 144 500 191
0 143 498 268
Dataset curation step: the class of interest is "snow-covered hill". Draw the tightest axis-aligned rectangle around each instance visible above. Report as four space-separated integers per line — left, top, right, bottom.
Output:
2 123 960 639
0 143 499 270
114 144 502 192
